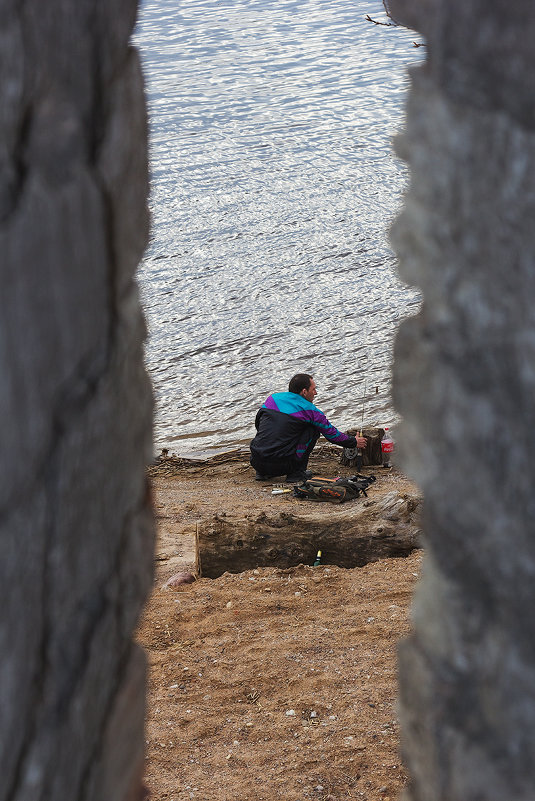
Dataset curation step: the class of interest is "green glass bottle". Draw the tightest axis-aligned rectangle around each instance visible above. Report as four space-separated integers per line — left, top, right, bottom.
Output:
313 549 322 567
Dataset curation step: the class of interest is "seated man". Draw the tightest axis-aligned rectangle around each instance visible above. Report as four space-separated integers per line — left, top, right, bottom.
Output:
250 373 367 483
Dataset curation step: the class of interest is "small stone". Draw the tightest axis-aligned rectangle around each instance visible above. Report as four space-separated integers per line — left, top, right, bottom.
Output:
286 709 296 716
226 601 233 608
164 572 196 589
294 591 302 597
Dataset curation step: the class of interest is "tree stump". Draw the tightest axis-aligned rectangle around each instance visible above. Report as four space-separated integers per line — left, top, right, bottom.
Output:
196 490 421 578
340 426 385 467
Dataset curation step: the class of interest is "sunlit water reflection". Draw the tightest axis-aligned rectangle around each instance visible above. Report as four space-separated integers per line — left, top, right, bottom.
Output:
134 0 421 455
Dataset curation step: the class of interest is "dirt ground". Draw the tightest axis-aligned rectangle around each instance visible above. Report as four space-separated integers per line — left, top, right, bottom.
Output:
138 447 423 801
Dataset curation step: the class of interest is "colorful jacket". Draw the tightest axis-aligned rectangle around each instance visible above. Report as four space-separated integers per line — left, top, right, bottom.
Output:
250 392 356 462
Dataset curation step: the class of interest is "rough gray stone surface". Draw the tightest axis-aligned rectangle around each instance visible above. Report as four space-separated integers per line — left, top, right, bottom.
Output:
0 1 153 799
390 1 535 799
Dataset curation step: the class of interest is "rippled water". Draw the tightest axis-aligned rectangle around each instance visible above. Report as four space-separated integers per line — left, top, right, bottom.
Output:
134 0 421 455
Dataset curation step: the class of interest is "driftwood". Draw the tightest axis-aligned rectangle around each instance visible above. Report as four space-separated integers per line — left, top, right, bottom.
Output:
147 448 251 477
148 434 386 477
340 427 385 467
196 490 421 578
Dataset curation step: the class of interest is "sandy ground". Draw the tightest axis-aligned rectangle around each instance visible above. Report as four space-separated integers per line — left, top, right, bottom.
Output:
138 447 422 801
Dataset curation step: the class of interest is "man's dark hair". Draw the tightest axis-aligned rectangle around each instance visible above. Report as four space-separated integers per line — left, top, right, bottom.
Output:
288 373 313 395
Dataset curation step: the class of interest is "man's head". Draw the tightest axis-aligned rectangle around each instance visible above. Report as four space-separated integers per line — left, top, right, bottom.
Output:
288 373 317 402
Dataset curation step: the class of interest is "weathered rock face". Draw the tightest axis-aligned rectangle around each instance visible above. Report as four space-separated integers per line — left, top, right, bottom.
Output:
0 2 153 800
390 1 535 799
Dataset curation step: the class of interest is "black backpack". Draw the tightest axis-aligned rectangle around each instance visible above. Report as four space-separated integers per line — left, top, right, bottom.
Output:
292 474 376 504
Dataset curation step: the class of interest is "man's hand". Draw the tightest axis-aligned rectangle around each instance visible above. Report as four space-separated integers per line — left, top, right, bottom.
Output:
356 436 367 449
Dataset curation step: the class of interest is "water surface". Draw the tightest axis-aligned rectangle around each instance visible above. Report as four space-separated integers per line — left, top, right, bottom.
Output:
135 0 421 455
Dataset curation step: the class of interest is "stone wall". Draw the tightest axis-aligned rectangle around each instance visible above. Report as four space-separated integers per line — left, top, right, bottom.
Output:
0 1 153 799
390 1 535 798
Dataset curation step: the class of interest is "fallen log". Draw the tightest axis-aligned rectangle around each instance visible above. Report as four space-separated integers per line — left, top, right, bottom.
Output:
196 490 422 578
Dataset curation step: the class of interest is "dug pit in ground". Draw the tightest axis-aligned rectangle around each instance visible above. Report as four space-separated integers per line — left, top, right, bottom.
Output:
196 488 421 578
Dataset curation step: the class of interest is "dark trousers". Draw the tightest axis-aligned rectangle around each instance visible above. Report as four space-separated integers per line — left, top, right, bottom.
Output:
250 427 319 477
